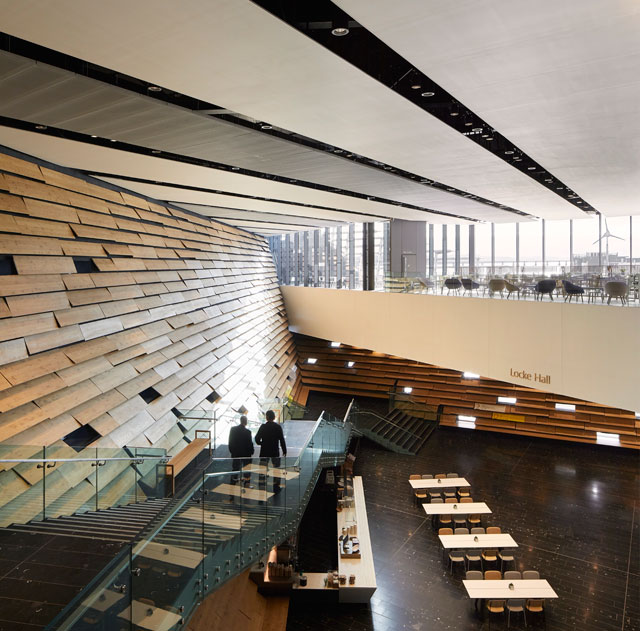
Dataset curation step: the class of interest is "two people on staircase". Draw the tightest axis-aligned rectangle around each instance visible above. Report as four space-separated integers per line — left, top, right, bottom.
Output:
255 409 287 494
228 415 254 487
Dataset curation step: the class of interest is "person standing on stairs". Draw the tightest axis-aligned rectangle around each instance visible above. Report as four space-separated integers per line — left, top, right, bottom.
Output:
255 410 287 493
228 415 254 488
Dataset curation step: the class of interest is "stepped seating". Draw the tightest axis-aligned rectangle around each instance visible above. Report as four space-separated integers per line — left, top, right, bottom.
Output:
356 408 437 454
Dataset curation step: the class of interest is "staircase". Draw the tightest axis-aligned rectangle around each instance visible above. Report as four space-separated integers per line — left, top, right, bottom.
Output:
4 497 171 543
38 413 352 631
353 407 437 454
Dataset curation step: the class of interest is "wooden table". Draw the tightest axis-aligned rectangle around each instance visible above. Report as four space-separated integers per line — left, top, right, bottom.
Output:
118 600 182 631
439 534 517 548
409 477 469 489
463 579 558 599
423 502 491 515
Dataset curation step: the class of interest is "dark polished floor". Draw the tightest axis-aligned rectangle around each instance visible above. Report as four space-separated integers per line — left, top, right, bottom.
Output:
287 392 640 631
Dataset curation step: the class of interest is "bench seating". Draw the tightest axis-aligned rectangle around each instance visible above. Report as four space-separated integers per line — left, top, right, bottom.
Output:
164 430 211 495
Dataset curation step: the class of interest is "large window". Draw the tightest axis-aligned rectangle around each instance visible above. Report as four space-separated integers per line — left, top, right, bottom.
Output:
473 223 492 278
571 216 600 274
545 219 570 276
518 220 543 277
494 223 516 277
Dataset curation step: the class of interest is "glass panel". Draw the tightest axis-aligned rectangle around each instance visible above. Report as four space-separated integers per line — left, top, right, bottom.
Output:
518 220 543 278
473 222 492 280
572 215 601 276
494 223 516 277
602 216 631 275
544 219 570 276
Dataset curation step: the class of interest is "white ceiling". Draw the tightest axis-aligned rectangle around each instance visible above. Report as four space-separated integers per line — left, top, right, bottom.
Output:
337 0 640 218
0 0 586 228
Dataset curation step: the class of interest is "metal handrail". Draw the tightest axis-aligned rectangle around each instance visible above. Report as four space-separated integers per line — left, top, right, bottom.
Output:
0 456 168 464
353 408 425 440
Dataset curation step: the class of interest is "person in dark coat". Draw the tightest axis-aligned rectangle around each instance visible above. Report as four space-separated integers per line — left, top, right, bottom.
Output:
228 415 254 486
255 409 287 492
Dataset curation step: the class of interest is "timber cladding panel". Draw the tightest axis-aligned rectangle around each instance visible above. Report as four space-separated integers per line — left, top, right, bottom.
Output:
294 334 640 449
0 149 297 454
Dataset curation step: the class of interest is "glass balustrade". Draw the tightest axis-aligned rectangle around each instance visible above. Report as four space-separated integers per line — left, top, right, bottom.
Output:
0 444 168 526
44 411 353 631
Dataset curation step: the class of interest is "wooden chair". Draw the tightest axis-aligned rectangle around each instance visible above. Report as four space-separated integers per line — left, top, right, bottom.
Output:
526 599 546 627
507 599 526 628
486 599 506 630
486 526 501 534
409 474 427 506
484 570 502 580
482 549 499 571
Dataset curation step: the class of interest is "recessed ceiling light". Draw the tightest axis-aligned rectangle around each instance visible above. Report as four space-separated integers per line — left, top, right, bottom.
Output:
231 166 240 170
421 91 435 97
472 127 483 132
90 135 98 138
576 201 583 204
411 84 422 90
450 111 459 116
151 149 161 154
464 121 473 126
110 139 117 142
486 137 494 141
331 27 349 36
556 187 563 190
481 134 489 138
147 86 162 92
447 188 455 191
544 178 553 183
527 166 536 170
504 150 514 155
35 124 47 130
260 124 273 130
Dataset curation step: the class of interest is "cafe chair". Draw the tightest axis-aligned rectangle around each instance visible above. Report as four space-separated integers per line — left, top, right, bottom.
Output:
409 474 427 506
486 599 506 630
605 280 629 305
482 549 499 570
444 278 462 294
428 490 442 502
526 599 546 627
457 486 471 499
507 599 527 628
485 570 502 580
454 527 469 535
466 548 482 571
503 570 521 580
466 570 483 612
461 278 481 295
470 527 485 534
435 473 447 479
562 279 585 302
447 472 459 478
486 526 502 534
499 549 516 571
488 278 506 297
522 570 540 580
438 527 453 535
535 279 557 300
504 280 521 299
448 548 466 575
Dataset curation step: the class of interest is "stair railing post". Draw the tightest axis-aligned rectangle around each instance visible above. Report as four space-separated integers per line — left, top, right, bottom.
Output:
41 446 46 520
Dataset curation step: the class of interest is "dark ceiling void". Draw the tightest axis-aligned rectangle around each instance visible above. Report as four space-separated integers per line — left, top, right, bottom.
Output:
251 0 598 217
0 115 475 222
2 32 526 221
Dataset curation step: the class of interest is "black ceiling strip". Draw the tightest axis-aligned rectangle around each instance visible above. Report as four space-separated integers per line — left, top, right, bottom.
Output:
250 0 597 217
0 115 475 222
1 31 518 220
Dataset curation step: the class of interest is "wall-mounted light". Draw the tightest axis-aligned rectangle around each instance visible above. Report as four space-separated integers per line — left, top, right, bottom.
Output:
555 403 576 412
457 415 476 429
403 387 413 394
596 432 620 446
330 342 341 348
498 397 517 405
307 358 317 364
463 372 479 379
346 361 355 368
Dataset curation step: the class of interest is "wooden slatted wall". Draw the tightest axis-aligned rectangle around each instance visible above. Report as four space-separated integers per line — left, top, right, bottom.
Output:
0 149 298 511
294 334 640 449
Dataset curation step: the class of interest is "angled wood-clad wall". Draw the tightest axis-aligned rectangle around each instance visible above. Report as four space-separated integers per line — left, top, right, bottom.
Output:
294 334 640 449
0 149 297 452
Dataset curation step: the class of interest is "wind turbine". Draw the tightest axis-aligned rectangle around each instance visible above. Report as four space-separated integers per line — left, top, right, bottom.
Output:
593 218 624 268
